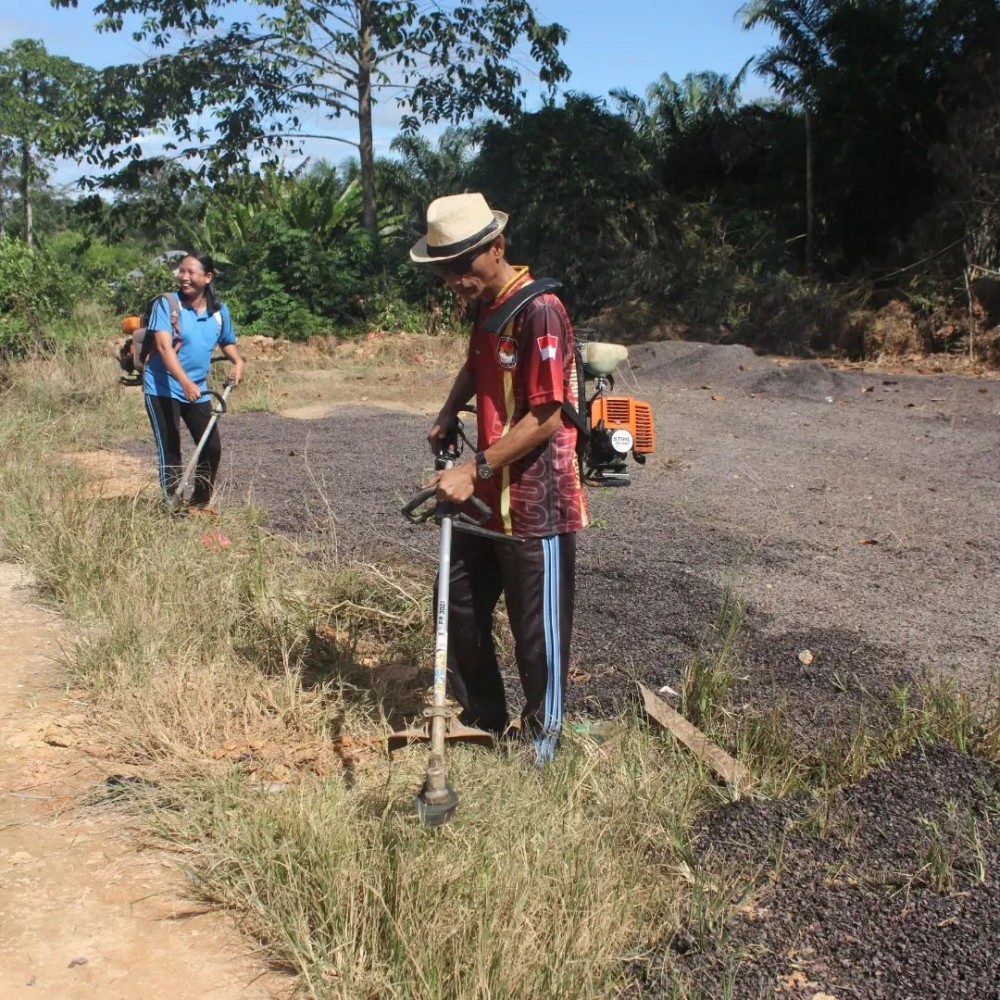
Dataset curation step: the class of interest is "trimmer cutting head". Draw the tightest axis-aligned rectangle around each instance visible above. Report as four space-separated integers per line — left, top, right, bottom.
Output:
415 782 459 827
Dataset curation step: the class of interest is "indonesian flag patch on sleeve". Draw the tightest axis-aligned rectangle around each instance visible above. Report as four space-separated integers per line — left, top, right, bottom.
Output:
536 335 559 361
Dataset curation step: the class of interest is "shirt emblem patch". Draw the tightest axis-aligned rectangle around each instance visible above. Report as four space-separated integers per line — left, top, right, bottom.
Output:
496 335 518 369
537 335 558 361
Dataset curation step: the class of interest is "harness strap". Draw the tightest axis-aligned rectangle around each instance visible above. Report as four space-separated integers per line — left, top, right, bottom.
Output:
479 277 562 334
148 294 221 347
157 293 220 335
479 278 586 436
162 292 182 336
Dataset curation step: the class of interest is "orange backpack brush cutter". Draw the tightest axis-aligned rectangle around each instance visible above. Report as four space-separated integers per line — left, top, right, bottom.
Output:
579 341 655 486
480 278 655 486
117 293 182 386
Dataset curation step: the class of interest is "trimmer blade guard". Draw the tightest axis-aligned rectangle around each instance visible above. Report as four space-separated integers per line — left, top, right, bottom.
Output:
386 717 497 753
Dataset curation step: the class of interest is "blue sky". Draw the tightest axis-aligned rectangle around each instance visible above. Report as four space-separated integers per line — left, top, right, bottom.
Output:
532 0 775 102
1 1 776 185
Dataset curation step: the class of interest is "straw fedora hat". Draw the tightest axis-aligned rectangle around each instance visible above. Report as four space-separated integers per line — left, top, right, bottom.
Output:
410 192 508 263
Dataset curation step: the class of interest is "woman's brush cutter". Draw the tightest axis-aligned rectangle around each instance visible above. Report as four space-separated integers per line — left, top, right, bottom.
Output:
167 374 235 513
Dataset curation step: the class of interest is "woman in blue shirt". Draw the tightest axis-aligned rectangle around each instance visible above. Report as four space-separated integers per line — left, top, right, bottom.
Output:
143 251 245 512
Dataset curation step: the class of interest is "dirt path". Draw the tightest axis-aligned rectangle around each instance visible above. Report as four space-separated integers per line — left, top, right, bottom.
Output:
0 564 289 999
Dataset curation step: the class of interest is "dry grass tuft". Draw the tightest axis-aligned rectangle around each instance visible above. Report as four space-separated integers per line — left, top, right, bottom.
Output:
863 299 930 358
150 727 724 999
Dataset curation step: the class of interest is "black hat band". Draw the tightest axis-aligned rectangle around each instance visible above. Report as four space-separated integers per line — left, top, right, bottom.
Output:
426 217 500 258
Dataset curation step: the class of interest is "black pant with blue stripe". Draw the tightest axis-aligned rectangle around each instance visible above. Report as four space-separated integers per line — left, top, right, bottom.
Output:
441 530 576 762
144 393 220 507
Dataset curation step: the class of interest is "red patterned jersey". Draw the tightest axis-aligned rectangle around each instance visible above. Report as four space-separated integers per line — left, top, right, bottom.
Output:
464 269 589 537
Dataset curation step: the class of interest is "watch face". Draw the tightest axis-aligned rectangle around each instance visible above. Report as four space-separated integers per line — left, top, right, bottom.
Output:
478 462 493 480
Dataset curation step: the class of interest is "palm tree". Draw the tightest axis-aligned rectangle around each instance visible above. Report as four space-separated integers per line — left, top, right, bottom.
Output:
612 67 750 150
739 0 830 271
384 128 477 217
349 126 479 248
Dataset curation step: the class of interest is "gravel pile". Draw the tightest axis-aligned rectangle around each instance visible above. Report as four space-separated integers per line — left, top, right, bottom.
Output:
661 743 1000 999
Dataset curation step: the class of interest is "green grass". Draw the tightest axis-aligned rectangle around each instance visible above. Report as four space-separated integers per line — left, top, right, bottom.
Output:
680 582 743 729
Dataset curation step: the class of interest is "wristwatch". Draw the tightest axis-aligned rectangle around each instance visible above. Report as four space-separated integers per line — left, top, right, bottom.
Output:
475 451 494 481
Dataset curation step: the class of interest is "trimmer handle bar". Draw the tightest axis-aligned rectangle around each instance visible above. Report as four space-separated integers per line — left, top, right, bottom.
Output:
402 486 489 524
433 409 477 468
401 488 523 543
204 385 232 417
407 403 522 541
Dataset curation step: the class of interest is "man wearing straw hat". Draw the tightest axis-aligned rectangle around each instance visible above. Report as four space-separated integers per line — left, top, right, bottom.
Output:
411 192 588 763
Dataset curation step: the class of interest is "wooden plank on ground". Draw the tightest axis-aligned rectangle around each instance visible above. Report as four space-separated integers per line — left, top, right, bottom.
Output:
638 683 751 790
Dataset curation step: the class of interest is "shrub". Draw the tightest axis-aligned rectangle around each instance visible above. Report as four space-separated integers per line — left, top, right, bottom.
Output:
0 236 79 357
109 260 181 317
224 212 379 338
47 231 147 306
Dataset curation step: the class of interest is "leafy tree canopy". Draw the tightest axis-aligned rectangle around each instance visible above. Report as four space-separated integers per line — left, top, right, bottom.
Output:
0 39 95 241
611 67 750 148
0 39 94 161
473 94 657 311
51 1 570 233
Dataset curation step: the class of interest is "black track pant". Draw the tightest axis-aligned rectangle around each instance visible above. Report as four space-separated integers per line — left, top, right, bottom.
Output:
144 393 220 507
440 530 576 762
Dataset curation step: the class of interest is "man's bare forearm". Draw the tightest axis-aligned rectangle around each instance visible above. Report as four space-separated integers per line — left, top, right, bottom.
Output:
438 367 476 423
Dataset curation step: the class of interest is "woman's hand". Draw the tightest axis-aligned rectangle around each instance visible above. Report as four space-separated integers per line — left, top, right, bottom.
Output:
221 345 245 387
182 378 203 402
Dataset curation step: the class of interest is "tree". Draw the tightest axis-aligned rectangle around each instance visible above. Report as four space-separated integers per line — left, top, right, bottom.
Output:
0 40 93 245
472 95 657 312
611 68 750 150
53 0 569 238
739 0 828 271
739 0 1000 273
610 67 762 212
928 32 1000 356
0 134 15 238
376 126 478 234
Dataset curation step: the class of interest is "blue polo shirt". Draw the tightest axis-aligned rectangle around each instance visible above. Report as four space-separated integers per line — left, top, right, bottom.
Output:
142 294 237 402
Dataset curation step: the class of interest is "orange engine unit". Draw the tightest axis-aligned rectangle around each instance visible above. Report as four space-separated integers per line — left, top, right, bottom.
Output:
590 396 655 454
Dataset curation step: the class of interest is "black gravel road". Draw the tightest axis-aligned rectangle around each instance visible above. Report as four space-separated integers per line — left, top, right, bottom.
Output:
125 341 1000 998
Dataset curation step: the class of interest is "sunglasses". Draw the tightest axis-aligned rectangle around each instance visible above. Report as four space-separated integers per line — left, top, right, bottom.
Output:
430 245 491 278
